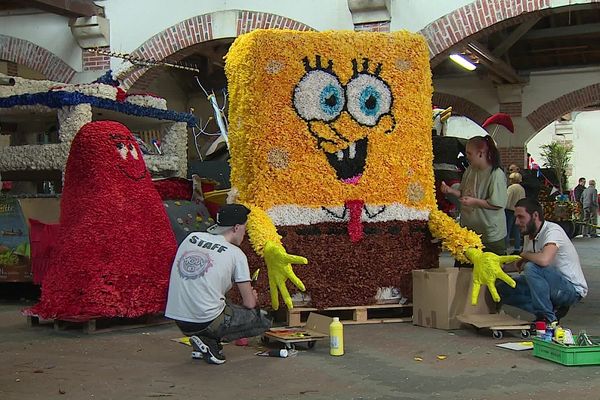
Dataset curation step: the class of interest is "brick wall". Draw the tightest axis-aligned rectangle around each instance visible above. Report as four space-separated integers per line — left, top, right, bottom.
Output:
0 34 75 82
82 47 110 71
419 0 555 67
499 102 522 117
498 146 526 169
124 11 314 91
527 83 600 131
6 61 18 76
432 92 491 125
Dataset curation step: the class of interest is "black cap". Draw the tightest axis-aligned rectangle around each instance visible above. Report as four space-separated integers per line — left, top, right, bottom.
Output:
207 204 251 235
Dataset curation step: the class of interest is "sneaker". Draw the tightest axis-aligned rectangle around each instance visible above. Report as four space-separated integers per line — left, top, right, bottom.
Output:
190 336 226 365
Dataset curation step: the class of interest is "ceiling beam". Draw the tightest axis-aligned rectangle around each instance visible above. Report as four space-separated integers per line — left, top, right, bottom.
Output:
523 22 600 40
492 17 541 57
17 0 102 17
467 41 524 84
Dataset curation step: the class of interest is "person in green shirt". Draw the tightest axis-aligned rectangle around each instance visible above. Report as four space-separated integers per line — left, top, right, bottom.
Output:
441 135 508 265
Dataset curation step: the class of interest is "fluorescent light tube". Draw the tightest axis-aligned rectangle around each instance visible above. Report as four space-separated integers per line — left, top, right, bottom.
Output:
449 54 477 71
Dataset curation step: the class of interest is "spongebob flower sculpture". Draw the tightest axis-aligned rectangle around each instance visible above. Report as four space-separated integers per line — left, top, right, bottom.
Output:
225 30 486 309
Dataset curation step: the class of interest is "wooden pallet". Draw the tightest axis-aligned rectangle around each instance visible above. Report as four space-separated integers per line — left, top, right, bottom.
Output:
286 303 413 326
26 314 173 334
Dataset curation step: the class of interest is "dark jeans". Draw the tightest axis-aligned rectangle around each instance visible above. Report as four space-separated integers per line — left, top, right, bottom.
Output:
496 262 581 322
175 303 272 341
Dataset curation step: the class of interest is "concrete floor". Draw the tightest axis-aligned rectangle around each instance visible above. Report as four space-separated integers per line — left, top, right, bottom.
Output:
1 237 599 400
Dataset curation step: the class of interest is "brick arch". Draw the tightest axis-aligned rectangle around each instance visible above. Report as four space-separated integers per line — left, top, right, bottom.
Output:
418 0 600 65
121 11 315 91
432 92 491 125
526 83 600 131
0 35 76 82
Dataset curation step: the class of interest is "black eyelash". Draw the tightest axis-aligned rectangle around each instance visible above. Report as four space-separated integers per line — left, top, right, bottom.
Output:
351 58 383 78
302 55 334 73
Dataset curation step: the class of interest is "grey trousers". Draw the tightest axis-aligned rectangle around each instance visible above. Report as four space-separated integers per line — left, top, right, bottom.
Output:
583 207 598 236
176 303 272 341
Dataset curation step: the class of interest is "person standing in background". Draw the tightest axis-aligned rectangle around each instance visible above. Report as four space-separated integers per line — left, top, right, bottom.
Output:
581 180 598 238
573 177 586 236
441 135 508 261
506 172 526 254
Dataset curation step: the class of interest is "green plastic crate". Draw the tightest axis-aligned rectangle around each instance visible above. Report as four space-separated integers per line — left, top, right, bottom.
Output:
532 336 600 366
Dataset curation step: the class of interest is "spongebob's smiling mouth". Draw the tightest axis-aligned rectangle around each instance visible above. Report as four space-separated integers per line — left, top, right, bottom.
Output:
324 137 368 184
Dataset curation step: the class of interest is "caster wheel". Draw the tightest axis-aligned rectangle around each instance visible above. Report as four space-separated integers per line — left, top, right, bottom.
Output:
285 343 296 350
307 341 316 349
520 330 531 339
492 330 503 339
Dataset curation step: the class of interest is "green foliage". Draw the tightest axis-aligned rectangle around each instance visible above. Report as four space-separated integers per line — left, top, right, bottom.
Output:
0 249 19 266
540 141 573 194
13 242 30 257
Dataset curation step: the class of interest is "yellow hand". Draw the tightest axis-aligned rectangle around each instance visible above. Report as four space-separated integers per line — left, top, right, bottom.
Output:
465 248 520 305
264 240 308 310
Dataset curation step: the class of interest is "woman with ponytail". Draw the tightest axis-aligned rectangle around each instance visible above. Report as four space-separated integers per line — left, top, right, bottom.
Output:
441 135 508 262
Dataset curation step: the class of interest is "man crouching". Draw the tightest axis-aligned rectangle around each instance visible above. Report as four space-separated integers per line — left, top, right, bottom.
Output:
497 198 588 326
165 204 271 364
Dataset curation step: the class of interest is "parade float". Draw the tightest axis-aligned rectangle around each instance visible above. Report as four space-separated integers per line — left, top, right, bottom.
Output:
223 29 517 319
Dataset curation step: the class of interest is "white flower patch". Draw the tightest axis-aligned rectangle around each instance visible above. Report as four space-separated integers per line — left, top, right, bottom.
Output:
268 204 347 226
155 122 188 177
125 94 167 110
144 154 180 174
366 203 429 223
58 104 92 143
267 202 430 226
0 74 56 97
52 83 118 100
0 143 69 171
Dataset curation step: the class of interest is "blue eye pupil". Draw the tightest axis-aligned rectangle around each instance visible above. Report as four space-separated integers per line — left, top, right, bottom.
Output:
320 84 342 116
360 86 381 116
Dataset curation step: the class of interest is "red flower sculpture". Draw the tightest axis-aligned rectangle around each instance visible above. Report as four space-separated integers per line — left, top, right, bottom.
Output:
27 121 177 320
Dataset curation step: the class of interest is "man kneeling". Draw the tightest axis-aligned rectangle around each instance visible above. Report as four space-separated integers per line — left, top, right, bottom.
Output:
165 204 271 364
497 198 588 325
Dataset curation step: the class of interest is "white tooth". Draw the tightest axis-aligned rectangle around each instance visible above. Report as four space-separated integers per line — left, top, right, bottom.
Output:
349 142 356 159
337 150 343 161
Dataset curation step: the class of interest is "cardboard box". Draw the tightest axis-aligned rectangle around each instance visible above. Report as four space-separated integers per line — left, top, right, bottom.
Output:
412 268 495 330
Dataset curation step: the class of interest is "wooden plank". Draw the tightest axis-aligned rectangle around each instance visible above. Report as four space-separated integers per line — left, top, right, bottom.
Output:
354 308 367 323
286 303 413 326
27 315 173 334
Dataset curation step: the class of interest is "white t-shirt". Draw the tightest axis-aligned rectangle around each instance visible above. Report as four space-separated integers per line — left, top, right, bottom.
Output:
523 221 588 297
165 232 251 323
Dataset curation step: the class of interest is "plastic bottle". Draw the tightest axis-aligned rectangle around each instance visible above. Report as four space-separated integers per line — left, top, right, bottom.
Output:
269 349 289 358
329 317 344 356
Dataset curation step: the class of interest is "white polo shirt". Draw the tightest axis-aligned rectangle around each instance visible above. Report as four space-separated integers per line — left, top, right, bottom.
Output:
523 221 588 297
165 232 251 323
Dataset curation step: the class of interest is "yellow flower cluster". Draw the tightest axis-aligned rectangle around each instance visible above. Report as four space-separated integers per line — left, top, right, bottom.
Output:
225 29 435 211
245 204 282 256
428 209 483 263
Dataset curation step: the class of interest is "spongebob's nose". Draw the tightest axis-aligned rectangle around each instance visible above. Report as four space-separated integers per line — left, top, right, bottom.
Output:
308 112 364 153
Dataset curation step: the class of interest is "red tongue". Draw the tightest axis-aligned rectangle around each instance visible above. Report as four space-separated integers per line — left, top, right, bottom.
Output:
346 199 364 243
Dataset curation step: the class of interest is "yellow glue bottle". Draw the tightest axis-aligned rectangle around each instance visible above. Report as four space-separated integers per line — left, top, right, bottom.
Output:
329 317 344 356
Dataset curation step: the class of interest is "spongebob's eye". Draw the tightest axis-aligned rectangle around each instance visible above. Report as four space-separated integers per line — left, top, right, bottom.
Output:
346 74 392 126
293 70 344 121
